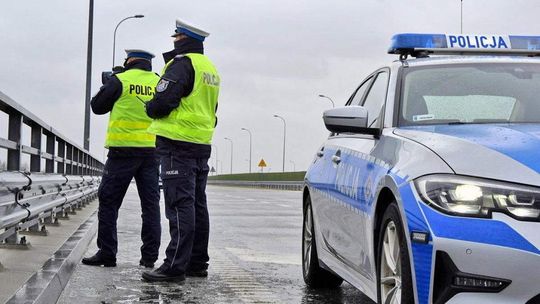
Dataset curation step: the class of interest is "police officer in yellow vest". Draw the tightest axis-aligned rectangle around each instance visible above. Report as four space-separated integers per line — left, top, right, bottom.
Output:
142 20 219 282
82 50 161 268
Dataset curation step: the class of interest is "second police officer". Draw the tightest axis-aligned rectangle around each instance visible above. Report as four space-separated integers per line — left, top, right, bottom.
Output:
142 19 220 282
82 50 161 268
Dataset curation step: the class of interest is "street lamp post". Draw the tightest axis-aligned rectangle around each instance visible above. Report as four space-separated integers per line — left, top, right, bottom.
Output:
224 137 233 174
112 14 144 68
241 128 252 173
318 94 335 108
273 114 286 172
212 144 218 175
83 0 94 151
460 0 463 34
216 160 223 174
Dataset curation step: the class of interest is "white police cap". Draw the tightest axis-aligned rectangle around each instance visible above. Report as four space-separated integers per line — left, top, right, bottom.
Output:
172 19 210 41
124 49 155 61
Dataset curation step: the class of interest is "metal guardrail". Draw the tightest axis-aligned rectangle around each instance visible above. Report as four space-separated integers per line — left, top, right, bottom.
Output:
207 180 303 191
0 90 102 252
0 172 99 246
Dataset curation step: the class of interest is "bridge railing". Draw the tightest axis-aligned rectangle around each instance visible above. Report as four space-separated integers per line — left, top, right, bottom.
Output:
0 91 103 175
0 91 102 249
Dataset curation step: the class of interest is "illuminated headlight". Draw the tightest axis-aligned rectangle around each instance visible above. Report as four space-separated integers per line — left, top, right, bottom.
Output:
414 175 540 221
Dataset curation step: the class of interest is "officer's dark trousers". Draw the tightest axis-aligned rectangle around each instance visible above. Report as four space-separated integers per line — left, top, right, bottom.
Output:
160 154 210 274
97 156 161 262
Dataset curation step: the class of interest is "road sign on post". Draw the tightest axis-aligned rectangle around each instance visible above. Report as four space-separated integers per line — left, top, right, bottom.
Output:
210 166 216 175
258 159 267 172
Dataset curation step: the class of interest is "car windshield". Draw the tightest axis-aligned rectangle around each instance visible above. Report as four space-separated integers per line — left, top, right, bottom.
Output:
399 62 540 126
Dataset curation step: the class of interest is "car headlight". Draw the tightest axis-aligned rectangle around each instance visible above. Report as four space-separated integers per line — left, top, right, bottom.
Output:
414 175 540 221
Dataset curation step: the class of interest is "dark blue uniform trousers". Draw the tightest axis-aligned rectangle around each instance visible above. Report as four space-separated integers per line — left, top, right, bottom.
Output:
160 154 210 274
97 156 161 262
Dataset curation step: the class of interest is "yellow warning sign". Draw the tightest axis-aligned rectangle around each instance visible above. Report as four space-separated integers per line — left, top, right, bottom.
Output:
258 159 267 167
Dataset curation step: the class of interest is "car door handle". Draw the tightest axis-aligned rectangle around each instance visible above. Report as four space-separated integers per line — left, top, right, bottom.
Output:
332 155 341 164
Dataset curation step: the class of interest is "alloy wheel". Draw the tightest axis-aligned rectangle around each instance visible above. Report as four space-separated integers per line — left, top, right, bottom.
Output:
380 221 402 304
303 204 313 275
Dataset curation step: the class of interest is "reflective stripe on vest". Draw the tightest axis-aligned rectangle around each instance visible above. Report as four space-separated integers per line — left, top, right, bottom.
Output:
105 69 160 148
147 53 220 145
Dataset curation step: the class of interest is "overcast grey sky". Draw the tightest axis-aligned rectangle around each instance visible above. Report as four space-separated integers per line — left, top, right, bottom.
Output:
2 0 540 173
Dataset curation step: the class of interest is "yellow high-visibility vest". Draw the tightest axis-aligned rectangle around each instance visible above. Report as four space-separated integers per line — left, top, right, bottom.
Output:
147 53 220 145
105 69 159 148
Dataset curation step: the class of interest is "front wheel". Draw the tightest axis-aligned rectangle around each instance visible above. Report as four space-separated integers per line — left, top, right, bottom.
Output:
302 195 343 288
377 202 414 304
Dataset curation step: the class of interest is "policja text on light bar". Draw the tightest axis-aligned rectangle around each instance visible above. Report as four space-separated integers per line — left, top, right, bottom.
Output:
388 33 540 57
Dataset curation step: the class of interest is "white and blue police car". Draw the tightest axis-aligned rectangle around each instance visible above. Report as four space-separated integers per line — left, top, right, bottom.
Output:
302 33 540 304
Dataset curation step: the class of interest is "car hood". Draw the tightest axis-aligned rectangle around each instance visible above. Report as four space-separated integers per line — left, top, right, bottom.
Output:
394 124 540 186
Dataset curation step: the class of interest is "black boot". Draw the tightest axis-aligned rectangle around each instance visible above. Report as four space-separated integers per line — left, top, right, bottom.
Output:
139 259 155 268
186 268 208 277
142 264 185 282
81 253 116 267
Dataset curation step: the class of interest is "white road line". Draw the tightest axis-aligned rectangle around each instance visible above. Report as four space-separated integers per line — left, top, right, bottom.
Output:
225 247 301 266
210 249 281 303
277 204 292 208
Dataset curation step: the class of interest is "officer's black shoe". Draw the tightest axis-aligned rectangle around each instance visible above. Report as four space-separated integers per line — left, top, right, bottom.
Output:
81 253 116 267
142 264 185 282
139 259 155 268
186 269 208 277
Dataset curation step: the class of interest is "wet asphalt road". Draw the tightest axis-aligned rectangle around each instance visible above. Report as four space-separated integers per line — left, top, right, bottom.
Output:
58 185 374 303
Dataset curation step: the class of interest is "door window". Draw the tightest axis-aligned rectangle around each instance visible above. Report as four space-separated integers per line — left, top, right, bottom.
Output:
362 72 389 128
348 77 374 106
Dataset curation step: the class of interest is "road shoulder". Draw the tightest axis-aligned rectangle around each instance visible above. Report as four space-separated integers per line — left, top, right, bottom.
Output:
0 201 98 304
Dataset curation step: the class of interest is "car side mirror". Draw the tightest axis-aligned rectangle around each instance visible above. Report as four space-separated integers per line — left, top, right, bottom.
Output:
323 106 381 136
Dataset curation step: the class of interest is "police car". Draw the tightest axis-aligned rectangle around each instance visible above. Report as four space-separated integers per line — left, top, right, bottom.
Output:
302 34 540 304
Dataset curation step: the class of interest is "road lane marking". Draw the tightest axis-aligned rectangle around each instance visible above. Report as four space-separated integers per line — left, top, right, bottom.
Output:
210 249 279 303
225 247 301 266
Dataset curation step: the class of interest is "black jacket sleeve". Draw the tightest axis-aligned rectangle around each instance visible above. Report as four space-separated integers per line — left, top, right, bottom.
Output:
90 76 122 115
145 56 195 119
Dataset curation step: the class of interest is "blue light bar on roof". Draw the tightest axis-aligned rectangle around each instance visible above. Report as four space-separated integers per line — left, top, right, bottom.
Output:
388 33 540 56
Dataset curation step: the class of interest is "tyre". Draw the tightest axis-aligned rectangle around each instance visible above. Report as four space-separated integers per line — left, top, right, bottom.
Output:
377 202 414 304
302 194 343 288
